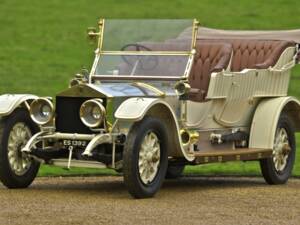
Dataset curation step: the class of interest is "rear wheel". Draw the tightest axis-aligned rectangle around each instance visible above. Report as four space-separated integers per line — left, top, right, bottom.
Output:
0 109 40 188
260 114 295 184
123 116 168 198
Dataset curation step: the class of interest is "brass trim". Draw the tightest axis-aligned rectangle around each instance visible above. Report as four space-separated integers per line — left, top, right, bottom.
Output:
183 50 195 77
92 75 184 81
98 18 105 50
100 51 191 56
89 53 100 82
180 129 199 146
132 82 165 97
191 19 200 49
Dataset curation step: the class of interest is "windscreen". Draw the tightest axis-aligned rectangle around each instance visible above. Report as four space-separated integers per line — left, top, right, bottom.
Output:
102 19 193 51
95 55 189 77
93 19 195 77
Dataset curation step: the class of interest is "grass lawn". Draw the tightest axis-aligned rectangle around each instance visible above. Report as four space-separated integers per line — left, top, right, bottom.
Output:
1 0 300 177
38 165 118 177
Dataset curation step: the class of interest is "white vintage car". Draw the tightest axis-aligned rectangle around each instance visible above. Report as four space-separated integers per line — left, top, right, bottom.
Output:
0 19 299 198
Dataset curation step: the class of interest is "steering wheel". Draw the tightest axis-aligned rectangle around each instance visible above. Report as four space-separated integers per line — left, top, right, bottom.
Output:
120 44 159 71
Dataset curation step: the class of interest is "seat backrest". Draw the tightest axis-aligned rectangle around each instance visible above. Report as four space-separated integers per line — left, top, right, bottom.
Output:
198 39 295 72
188 41 233 102
231 40 296 71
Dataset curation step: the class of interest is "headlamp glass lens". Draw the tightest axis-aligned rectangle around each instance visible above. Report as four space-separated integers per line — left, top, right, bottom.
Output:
92 106 102 120
41 104 51 117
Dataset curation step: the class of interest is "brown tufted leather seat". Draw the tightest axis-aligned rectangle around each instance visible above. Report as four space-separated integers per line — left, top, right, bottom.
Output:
198 39 295 72
230 40 295 71
188 42 233 102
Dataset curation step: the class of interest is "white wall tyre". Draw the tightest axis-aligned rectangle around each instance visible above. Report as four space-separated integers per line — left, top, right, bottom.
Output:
0 109 40 188
123 116 168 198
260 114 296 184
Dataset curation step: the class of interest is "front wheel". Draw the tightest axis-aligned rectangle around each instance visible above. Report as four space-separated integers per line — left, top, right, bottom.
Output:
260 114 296 184
123 116 168 198
0 109 40 188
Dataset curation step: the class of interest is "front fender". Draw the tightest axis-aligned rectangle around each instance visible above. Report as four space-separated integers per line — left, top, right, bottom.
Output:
115 97 195 161
249 96 300 149
115 97 169 121
0 94 38 116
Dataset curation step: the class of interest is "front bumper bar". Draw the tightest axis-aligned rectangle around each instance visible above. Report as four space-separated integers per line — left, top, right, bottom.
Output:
22 131 113 157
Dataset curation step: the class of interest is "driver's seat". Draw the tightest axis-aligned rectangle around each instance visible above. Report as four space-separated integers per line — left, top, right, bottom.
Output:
188 42 233 102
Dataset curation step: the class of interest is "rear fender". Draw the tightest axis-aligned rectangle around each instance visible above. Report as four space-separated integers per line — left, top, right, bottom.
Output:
249 97 300 149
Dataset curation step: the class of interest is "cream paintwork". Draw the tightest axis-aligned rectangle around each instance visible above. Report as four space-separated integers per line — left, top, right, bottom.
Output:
0 94 38 116
115 97 195 161
211 47 295 126
185 46 296 130
207 47 295 100
249 96 300 149
115 98 168 121
185 101 213 127
114 47 298 160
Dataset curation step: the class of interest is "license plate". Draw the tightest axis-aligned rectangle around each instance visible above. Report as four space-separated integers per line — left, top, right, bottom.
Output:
62 140 88 147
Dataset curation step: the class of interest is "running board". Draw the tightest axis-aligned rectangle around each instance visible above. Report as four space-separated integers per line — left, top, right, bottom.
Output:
193 148 272 164
49 159 106 169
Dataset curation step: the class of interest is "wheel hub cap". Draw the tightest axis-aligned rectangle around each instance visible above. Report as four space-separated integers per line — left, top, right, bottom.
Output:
273 128 290 172
7 122 32 176
138 132 161 185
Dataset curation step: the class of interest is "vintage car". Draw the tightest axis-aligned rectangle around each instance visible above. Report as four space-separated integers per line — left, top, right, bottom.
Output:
0 19 300 198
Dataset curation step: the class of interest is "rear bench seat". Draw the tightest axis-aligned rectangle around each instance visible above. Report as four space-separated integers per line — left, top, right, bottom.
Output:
230 40 295 71
199 39 296 72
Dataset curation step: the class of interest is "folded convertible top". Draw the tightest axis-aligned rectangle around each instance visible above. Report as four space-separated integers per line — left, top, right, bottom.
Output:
180 27 300 43
199 27 300 43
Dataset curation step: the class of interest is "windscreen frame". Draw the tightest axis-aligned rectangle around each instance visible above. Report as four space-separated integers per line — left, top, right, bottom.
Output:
89 19 199 82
